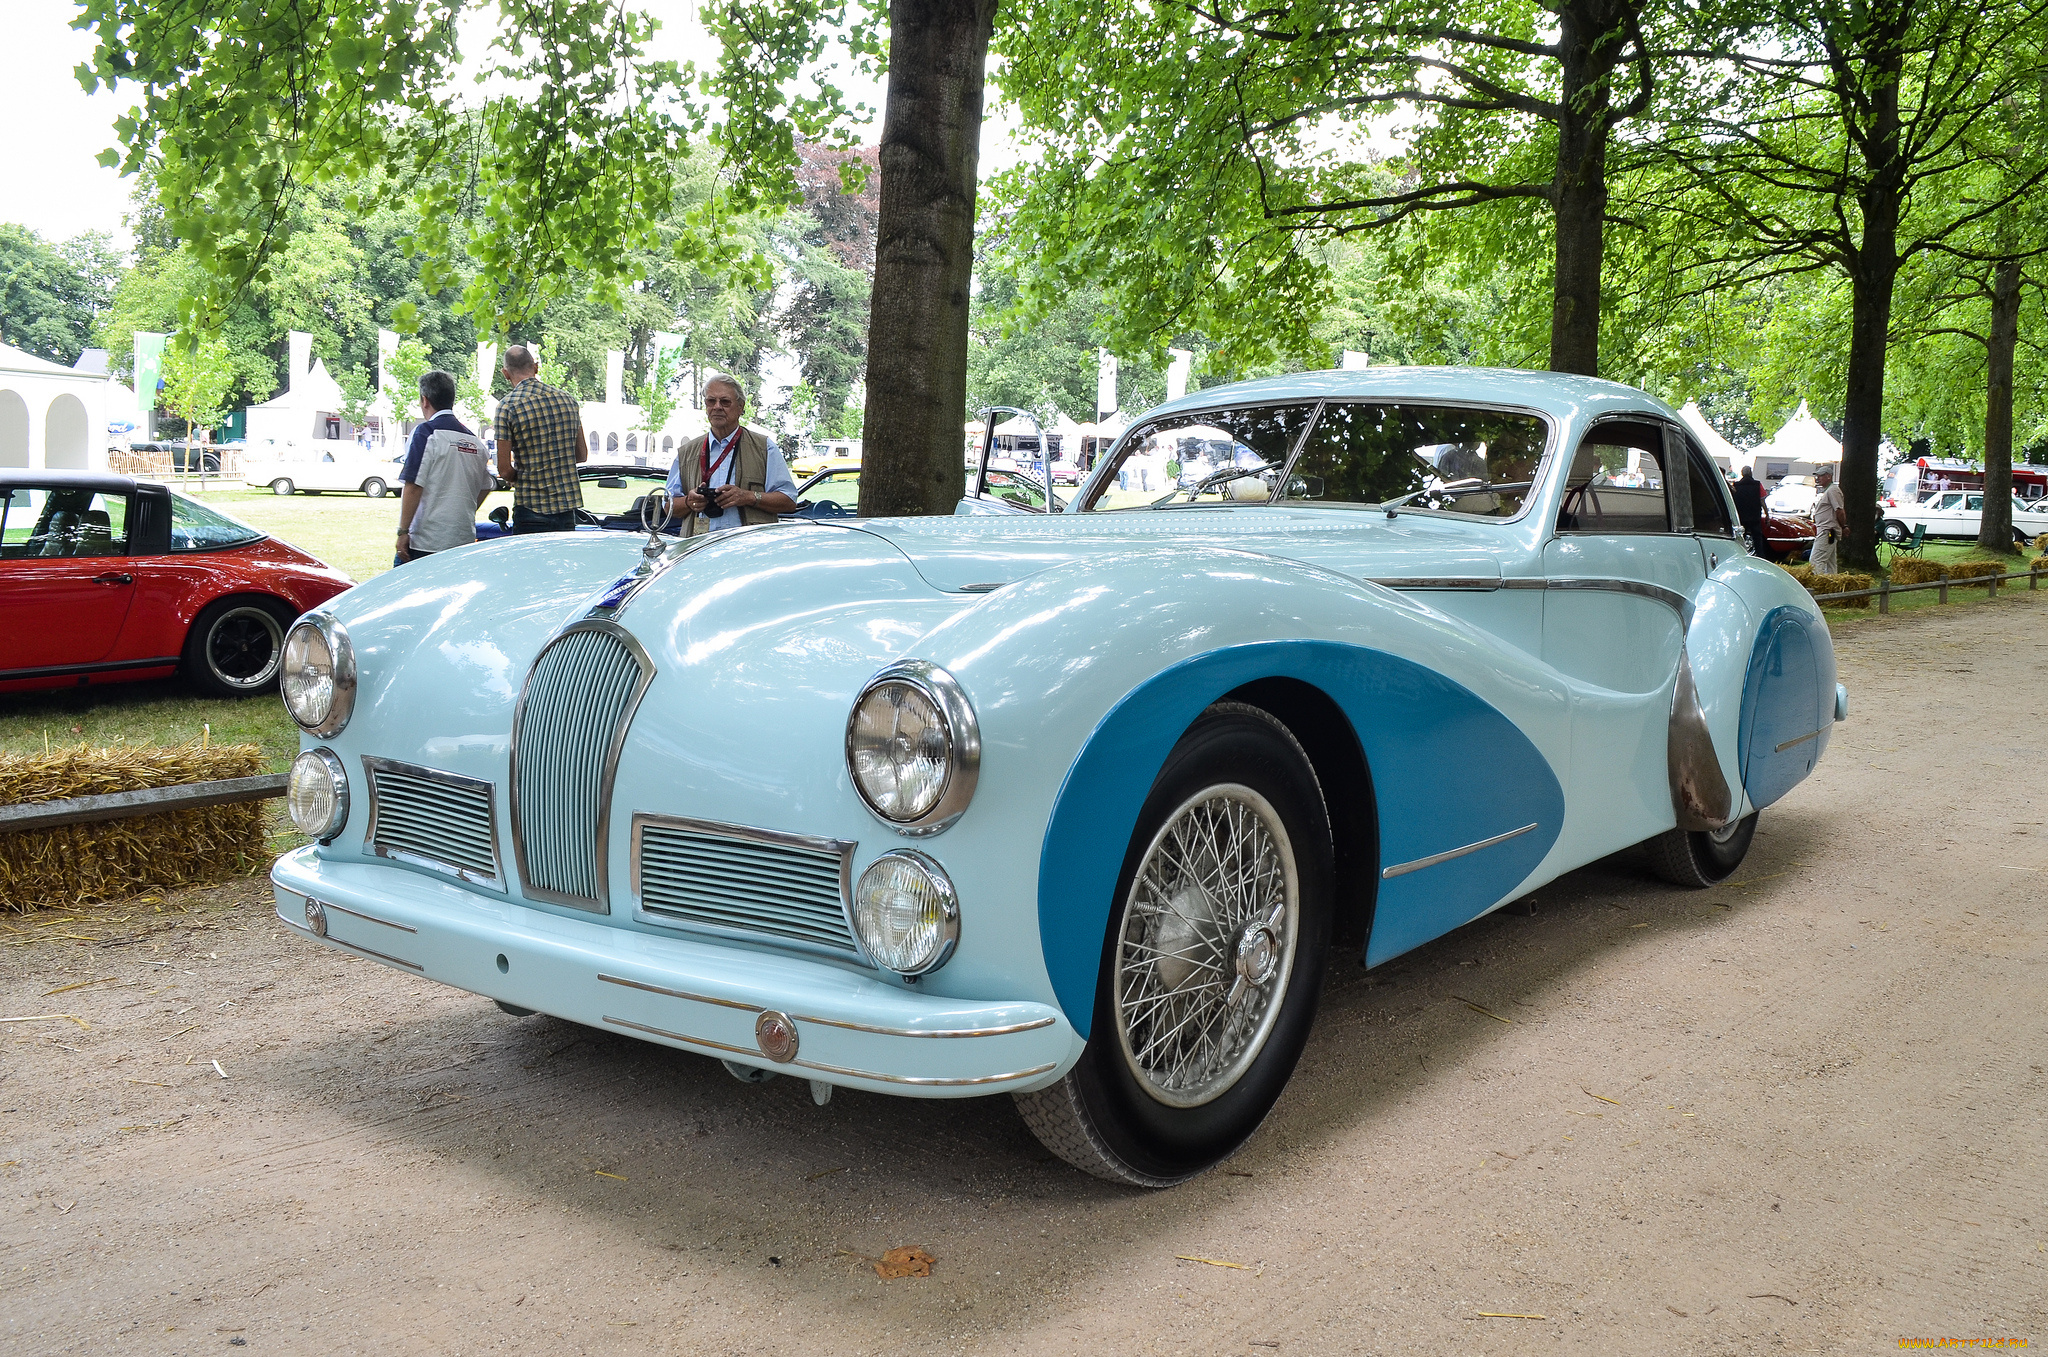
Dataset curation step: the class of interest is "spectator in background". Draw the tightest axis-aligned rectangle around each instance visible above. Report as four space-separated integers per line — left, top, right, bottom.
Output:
665 375 796 535
1731 466 1768 557
396 369 493 563
1810 466 1846 573
494 344 587 533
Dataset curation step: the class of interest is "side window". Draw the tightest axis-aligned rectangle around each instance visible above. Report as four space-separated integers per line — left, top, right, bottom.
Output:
1086 404 1317 510
0 487 129 558
1966 493 1985 511
1685 441 1735 536
1557 422 1672 534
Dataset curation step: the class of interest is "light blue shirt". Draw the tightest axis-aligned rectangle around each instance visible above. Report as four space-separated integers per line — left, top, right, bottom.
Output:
666 429 797 530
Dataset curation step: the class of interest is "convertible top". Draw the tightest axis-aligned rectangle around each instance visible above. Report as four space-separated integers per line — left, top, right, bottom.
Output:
0 469 165 496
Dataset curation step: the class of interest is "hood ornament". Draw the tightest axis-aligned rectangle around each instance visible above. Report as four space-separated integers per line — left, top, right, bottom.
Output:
640 489 671 561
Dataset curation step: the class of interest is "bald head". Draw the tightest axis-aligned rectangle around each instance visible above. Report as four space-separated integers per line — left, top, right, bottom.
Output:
503 345 538 377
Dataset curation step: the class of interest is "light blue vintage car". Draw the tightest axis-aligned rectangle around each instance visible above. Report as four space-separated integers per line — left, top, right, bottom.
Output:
272 368 1844 1186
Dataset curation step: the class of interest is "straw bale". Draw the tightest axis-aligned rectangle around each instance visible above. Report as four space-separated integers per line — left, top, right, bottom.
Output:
0 744 269 913
1887 556 1948 586
2033 533 2048 554
2033 553 2048 571
1944 558 2010 582
1786 568 1872 608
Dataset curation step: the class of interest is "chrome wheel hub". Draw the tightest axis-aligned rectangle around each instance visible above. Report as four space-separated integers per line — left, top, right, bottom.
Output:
1113 784 1298 1109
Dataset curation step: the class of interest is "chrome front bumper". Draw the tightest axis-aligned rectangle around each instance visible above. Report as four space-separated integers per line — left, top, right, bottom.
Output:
269 847 1076 1097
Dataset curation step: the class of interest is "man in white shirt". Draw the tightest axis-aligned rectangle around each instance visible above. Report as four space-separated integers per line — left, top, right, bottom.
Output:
1809 466 1846 573
397 370 495 562
665 376 798 535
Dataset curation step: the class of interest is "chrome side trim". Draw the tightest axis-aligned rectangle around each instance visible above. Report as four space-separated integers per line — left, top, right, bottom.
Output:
627 813 862 960
361 756 505 890
1381 822 1538 879
276 910 425 972
1364 575 1503 591
319 898 419 933
1669 646 1735 831
508 619 657 914
603 1015 1060 1087
595 973 1057 1040
1543 576 1695 628
1774 728 1824 753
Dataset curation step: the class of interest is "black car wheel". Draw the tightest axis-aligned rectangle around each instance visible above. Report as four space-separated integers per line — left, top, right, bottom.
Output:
1013 703 1333 1186
183 598 294 698
1881 519 1908 544
1648 812 1758 888
361 478 388 498
270 478 295 496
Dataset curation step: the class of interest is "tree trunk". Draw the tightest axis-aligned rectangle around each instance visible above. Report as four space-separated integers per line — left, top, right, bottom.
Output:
859 0 1000 517
1547 0 1630 377
1977 258 2023 555
1836 54 1904 573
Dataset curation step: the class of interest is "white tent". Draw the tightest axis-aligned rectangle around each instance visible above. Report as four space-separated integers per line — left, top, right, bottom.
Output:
1677 401 1745 471
1749 400 1839 480
0 342 113 471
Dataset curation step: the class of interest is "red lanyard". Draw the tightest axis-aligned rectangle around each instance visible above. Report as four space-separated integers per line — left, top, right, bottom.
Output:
701 429 739 486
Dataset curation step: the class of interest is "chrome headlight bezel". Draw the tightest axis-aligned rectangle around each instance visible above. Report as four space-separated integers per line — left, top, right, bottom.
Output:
287 747 349 843
282 613 356 738
844 660 980 835
851 849 961 977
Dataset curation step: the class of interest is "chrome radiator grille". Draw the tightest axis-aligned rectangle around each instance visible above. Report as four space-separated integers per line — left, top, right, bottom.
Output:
364 760 500 886
512 624 653 909
633 815 858 954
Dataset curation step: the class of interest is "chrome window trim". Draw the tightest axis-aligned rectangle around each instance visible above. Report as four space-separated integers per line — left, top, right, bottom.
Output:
844 659 981 836
508 619 656 914
628 812 865 963
601 1015 1058 1087
361 755 505 891
1079 396 1325 513
1367 573 1692 626
284 612 357 738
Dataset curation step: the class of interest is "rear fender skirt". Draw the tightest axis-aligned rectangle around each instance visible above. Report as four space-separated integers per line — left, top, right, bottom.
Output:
1036 640 1564 1035
1739 605 1835 810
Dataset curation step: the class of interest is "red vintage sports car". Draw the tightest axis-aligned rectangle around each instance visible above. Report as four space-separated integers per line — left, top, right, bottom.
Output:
1 470 354 697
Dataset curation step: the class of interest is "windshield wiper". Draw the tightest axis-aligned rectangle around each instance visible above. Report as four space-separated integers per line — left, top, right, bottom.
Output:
1152 461 1279 507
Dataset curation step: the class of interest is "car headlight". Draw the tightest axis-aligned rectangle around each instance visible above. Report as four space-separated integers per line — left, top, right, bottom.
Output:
845 660 979 834
282 614 356 737
287 748 349 842
852 851 959 976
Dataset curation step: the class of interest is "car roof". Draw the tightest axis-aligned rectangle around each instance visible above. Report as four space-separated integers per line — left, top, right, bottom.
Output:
1139 365 1681 425
0 469 161 495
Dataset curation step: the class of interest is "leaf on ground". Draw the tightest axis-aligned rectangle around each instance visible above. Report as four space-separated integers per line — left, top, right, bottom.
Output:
873 1246 934 1279
1176 1254 1252 1270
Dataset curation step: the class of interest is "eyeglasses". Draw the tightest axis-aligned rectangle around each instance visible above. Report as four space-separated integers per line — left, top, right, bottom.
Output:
705 397 739 407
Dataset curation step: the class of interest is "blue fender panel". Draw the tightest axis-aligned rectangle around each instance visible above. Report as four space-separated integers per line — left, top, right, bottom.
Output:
1037 640 1565 1036
1739 606 1830 810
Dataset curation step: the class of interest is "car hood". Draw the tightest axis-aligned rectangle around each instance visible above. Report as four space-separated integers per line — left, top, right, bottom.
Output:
844 507 1528 592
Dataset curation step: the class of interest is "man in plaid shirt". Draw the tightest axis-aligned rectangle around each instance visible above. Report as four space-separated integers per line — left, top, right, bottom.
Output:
494 344 587 533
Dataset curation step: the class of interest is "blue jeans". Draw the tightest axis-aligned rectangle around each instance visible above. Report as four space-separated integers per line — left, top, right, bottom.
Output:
512 505 578 534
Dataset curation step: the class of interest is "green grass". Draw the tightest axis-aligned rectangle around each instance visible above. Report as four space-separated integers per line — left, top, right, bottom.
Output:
0 678 304 773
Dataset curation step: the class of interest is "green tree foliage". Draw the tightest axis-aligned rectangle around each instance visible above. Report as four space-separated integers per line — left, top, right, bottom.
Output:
159 336 235 441
0 225 121 364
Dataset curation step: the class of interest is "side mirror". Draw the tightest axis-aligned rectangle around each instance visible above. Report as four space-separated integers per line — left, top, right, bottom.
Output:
489 506 510 528
1288 475 1326 500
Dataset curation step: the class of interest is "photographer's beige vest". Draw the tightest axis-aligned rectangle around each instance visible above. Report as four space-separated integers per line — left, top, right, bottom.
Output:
678 426 775 536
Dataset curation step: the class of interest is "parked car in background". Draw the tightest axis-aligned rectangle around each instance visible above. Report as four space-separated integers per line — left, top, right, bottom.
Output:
1881 491 2048 544
0 470 353 697
1765 474 1817 515
243 450 407 498
270 367 1842 1187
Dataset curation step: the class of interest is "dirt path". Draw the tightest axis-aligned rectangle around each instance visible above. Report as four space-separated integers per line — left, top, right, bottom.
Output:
4 596 2045 1355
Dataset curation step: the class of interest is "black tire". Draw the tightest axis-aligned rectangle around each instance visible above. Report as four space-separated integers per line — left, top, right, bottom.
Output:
495 1000 536 1017
182 597 294 698
1880 519 1908 544
270 478 295 496
1648 812 1759 888
1013 702 1333 1186
362 478 388 498
303 489 323 495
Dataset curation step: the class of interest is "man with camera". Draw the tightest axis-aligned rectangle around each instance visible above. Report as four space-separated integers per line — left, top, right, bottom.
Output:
665 375 797 535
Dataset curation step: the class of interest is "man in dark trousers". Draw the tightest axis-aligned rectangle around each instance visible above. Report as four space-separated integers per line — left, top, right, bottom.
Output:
494 344 588 533
1731 466 1769 558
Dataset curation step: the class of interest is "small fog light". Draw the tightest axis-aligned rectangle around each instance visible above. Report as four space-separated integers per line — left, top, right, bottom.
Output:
755 1010 799 1062
852 851 960 976
287 748 349 842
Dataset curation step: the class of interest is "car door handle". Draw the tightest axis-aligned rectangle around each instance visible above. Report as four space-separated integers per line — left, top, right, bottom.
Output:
91 572 133 585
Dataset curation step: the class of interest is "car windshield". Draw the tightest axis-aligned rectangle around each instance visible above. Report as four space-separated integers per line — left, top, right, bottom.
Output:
1085 405 1317 510
169 492 264 551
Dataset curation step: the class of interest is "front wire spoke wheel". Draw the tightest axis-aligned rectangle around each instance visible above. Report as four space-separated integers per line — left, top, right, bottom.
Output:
1114 784 1298 1109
